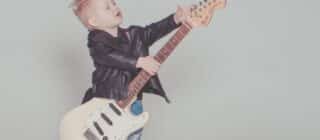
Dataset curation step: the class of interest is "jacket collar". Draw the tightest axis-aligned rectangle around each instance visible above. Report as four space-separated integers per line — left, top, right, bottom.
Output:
89 27 129 46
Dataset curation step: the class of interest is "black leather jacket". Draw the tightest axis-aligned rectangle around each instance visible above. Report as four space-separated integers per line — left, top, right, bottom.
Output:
81 14 181 104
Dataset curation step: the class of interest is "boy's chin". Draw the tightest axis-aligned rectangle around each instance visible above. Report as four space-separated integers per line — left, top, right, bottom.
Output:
115 19 123 26
104 21 122 28
116 18 123 24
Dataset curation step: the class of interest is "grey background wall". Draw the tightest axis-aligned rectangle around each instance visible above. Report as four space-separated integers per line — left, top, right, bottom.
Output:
1 0 319 140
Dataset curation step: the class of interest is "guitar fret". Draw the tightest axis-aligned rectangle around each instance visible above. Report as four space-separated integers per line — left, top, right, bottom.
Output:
141 71 149 79
175 36 182 44
136 81 143 89
164 45 171 52
179 28 186 35
157 52 165 63
160 48 170 56
133 83 139 90
162 48 169 56
137 76 143 82
158 50 165 57
167 41 175 50
172 36 178 44
177 31 184 38
181 26 189 36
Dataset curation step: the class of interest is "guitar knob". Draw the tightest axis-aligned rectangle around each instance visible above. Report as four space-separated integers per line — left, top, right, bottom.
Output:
193 5 197 9
103 136 108 140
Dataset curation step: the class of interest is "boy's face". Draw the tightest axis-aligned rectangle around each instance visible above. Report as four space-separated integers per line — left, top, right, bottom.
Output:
89 0 123 29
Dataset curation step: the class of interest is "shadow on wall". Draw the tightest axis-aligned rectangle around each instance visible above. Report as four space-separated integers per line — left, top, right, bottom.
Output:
56 39 91 107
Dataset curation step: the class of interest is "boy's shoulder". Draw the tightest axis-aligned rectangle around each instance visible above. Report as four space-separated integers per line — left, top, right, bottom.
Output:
87 29 105 42
87 26 143 40
86 26 144 47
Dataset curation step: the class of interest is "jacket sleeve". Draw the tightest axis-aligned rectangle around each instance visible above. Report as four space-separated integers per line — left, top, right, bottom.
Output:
138 13 182 47
88 41 139 71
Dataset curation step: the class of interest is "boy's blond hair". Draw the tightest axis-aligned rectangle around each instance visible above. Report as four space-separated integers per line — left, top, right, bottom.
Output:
69 0 94 30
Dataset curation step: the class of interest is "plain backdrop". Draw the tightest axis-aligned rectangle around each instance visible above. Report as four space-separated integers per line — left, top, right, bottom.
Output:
1 0 319 140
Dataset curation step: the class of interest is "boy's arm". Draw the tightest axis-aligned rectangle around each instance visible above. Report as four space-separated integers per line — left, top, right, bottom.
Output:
88 41 139 71
138 13 182 47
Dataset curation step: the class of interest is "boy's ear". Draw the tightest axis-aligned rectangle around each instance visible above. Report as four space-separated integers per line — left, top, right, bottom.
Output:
88 17 97 27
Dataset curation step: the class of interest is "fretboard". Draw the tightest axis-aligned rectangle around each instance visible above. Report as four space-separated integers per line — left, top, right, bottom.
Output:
118 24 192 108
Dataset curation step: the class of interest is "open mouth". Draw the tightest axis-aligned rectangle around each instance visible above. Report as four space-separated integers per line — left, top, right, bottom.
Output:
116 11 122 17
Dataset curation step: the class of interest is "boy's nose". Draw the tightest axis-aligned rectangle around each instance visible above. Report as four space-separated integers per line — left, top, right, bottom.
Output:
110 4 119 10
112 6 120 13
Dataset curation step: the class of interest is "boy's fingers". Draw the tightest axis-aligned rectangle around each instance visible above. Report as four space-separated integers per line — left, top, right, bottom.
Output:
151 65 159 72
154 62 160 67
150 71 154 75
151 59 160 65
146 69 153 75
147 69 155 76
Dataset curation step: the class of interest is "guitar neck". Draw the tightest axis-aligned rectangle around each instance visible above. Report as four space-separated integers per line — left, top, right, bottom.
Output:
118 24 192 108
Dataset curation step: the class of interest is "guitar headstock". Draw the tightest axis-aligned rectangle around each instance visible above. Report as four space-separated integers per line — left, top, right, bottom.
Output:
187 0 227 28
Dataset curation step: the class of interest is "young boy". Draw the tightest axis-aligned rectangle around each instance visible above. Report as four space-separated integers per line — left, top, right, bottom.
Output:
70 0 190 139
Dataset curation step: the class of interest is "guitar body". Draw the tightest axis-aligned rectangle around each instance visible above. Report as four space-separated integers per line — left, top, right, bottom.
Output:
59 97 149 140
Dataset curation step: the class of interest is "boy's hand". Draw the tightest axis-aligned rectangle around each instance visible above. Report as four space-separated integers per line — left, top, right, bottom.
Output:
136 56 160 76
174 5 192 24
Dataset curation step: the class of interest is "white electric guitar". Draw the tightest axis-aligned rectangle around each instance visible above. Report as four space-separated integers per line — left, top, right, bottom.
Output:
59 0 226 140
